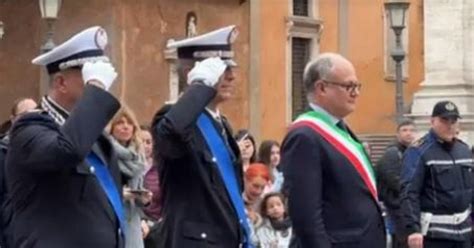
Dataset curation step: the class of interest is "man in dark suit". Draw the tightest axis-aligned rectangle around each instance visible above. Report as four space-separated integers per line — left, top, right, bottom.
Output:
281 53 386 248
6 26 124 248
152 26 251 247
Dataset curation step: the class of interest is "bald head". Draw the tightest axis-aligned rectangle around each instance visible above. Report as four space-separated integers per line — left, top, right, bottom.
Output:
303 52 359 119
10 98 38 122
303 53 354 99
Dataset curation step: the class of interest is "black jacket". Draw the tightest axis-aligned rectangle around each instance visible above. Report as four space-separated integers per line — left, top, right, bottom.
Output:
282 123 386 248
0 137 8 247
376 142 407 209
5 85 123 248
151 84 244 248
400 130 474 241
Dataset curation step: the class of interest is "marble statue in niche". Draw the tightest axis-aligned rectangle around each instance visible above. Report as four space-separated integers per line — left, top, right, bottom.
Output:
186 12 197 38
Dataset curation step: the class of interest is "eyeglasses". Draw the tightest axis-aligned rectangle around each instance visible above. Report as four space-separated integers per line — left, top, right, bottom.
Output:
322 80 362 93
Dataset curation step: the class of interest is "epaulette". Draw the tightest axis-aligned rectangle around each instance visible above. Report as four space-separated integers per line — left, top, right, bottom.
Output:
456 138 469 146
411 136 427 148
35 109 48 114
18 109 47 117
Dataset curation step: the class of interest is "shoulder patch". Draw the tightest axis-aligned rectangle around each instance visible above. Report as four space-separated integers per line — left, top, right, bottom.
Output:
411 137 426 147
456 138 467 145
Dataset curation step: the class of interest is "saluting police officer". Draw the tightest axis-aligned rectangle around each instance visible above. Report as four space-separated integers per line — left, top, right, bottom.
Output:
151 26 252 248
400 101 474 248
6 27 124 248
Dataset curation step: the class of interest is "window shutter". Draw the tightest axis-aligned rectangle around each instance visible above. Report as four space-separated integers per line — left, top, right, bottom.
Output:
292 37 311 120
293 0 309 16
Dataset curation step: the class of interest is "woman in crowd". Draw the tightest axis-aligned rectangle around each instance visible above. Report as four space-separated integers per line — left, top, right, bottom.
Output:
139 125 162 248
140 125 154 173
108 106 152 248
244 163 271 236
255 192 293 248
235 129 257 172
140 125 161 220
258 140 284 193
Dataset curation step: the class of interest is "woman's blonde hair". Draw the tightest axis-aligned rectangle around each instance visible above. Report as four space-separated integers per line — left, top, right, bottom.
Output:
108 105 142 152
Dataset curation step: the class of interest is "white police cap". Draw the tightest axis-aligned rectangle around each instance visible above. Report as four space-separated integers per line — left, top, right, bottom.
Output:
32 26 109 74
167 25 238 66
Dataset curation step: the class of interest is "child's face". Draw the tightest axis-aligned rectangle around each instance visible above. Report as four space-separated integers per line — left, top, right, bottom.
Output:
266 196 285 221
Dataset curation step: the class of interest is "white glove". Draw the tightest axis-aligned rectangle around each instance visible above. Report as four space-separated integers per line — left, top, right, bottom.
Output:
82 61 118 91
187 57 227 87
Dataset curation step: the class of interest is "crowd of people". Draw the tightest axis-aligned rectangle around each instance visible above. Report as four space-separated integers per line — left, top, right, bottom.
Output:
0 23 473 248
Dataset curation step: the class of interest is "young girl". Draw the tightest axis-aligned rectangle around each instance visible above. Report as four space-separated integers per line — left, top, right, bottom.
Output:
235 129 257 172
255 192 292 248
258 140 284 193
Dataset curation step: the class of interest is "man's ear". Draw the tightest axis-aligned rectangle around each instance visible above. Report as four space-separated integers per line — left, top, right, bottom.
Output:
52 73 68 93
315 81 325 94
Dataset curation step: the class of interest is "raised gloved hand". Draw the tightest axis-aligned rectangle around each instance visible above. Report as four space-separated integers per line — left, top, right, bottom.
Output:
82 61 118 91
187 57 227 87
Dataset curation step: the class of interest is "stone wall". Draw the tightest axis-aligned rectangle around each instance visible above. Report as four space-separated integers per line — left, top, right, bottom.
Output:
0 0 250 128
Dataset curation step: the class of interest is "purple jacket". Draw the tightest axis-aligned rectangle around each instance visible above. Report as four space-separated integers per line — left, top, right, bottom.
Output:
143 166 162 221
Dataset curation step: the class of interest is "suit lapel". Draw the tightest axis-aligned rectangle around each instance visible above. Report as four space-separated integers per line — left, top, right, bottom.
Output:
89 137 120 226
91 144 108 165
346 127 361 143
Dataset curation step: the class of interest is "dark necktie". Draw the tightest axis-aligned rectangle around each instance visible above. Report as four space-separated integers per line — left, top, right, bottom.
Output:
215 116 227 138
215 116 235 159
336 120 349 133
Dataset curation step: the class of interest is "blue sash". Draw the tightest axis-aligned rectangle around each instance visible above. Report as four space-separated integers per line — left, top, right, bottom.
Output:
197 113 253 248
86 152 126 237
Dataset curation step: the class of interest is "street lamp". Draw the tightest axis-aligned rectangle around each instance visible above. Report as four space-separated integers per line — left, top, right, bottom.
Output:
39 0 62 53
385 0 410 124
0 21 4 40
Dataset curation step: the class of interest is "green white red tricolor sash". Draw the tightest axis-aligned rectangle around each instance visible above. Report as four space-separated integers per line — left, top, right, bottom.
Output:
291 111 378 201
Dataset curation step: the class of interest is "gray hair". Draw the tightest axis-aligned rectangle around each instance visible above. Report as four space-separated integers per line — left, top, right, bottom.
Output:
303 53 347 102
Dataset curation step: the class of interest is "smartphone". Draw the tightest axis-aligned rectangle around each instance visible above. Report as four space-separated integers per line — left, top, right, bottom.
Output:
129 189 149 195
238 133 249 143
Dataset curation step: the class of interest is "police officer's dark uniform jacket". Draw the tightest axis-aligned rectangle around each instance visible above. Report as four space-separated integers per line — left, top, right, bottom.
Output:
152 83 244 248
6 86 122 248
151 25 245 248
400 130 474 241
0 137 10 248
5 26 123 248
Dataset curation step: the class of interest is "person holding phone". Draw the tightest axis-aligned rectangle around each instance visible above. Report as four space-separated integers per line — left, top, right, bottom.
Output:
235 130 257 172
108 106 152 248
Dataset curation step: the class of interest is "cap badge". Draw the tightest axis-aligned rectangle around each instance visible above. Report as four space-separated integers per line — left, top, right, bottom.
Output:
445 102 455 111
94 28 108 50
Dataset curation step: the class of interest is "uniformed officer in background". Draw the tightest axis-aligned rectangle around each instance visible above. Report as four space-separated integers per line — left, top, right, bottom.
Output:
400 100 473 248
